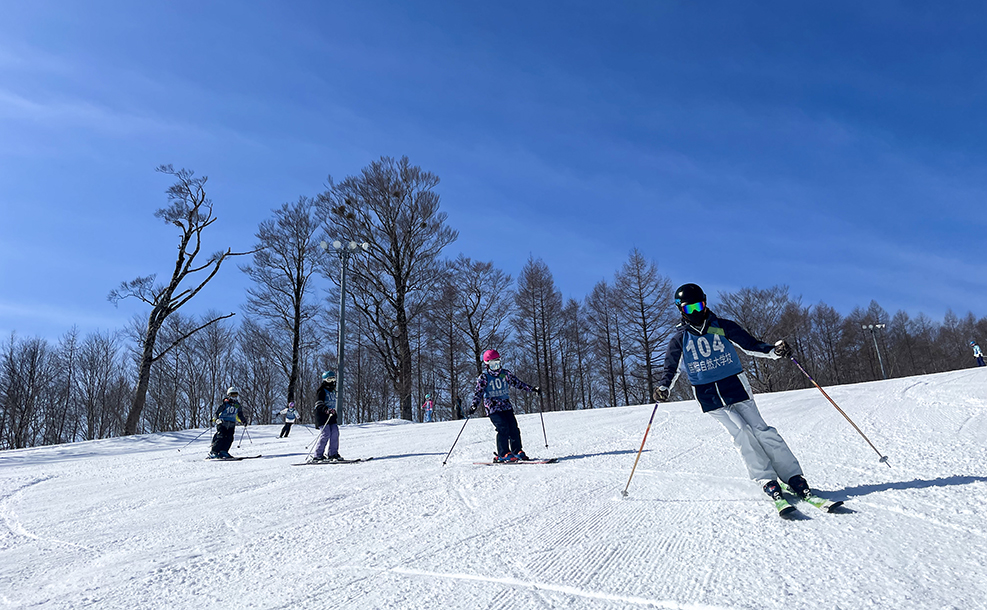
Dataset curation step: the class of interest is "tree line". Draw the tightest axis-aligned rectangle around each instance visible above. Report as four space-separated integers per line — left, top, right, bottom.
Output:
3 157 984 450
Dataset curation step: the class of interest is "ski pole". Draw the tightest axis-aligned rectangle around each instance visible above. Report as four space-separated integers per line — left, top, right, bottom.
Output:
237 425 252 449
177 425 212 452
442 415 472 466
790 356 890 468
621 402 661 498
536 390 548 448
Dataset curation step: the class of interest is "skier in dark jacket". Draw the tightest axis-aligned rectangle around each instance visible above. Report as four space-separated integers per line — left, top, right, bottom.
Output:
209 387 245 459
469 349 540 462
655 283 817 507
311 370 341 462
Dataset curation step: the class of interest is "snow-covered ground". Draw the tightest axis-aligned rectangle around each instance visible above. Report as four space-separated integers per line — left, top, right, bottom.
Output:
2 368 986 610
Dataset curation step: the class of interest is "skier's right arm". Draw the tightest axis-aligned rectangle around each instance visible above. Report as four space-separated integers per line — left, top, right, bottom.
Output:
469 376 486 415
658 330 685 392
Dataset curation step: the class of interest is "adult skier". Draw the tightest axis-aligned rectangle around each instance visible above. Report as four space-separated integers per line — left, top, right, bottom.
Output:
277 401 298 438
209 387 245 459
422 394 434 423
971 341 985 367
468 349 540 462
311 370 342 462
654 283 818 509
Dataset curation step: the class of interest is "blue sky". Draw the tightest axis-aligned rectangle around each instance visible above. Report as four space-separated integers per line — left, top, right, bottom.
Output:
2 1 985 341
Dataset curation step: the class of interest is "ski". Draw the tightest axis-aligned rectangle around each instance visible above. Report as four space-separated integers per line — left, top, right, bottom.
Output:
473 458 558 465
773 496 800 519
206 455 262 461
780 482 846 513
292 457 374 466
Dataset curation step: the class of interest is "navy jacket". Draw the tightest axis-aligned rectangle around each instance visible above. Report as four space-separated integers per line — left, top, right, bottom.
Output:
659 312 780 412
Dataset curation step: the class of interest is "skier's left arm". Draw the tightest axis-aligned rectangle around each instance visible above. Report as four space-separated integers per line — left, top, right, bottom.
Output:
720 319 789 360
504 370 537 393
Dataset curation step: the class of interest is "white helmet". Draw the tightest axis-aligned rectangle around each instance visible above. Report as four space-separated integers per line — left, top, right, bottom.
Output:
227 387 238 396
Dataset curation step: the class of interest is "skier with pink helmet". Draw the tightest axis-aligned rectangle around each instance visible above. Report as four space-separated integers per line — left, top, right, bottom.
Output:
469 349 541 462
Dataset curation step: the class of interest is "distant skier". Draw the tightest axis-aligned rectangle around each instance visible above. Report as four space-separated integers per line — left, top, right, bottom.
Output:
277 401 298 438
469 349 540 462
422 394 434 423
209 387 245 459
654 283 819 508
311 371 342 462
972 341 985 367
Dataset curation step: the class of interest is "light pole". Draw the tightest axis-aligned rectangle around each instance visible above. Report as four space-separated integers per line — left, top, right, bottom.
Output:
861 323 887 380
321 239 370 424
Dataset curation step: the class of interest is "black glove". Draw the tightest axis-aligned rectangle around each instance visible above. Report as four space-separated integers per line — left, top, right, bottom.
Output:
653 386 670 402
774 340 793 359
532 386 541 395
468 406 477 416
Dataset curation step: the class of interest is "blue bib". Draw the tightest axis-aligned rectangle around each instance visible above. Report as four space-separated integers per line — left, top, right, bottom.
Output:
680 323 744 385
483 371 511 400
217 400 240 423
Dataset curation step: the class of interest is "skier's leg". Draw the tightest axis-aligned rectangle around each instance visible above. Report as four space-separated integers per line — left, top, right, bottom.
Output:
313 425 331 458
328 424 340 457
218 425 235 454
731 399 803 482
284 423 292 437
707 405 777 484
506 411 523 454
209 425 224 455
488 411 511 457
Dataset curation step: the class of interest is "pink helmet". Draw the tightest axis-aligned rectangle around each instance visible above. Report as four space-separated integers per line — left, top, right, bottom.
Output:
482 349 500 362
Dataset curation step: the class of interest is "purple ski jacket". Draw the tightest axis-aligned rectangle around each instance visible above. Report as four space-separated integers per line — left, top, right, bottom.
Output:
470 368 536 415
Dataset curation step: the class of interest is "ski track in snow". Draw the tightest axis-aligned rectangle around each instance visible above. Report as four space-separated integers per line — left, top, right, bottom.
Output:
389 566 733 609
1 368 987 609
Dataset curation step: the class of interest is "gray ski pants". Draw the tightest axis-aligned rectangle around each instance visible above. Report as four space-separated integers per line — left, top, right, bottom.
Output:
707 398 803 485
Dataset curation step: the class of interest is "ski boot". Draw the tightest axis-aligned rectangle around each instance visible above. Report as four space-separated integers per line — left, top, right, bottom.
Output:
763 480 797 518
781 475 845 512
515 450 530 461
787 475 811 500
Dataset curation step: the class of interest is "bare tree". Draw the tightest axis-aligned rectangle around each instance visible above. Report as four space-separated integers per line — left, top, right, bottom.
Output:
318 156 457 421
613 248 676 401
513 257 563 412
717 285 801 392
241 196 323 405
450 255 514 376
109 166 247 435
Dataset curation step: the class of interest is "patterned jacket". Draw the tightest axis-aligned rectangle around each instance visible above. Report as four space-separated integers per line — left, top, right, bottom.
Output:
470 368 536 415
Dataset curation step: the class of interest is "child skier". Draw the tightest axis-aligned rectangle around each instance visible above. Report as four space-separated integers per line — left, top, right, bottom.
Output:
971 341 985 367
468 349 540 462
277 401 298 438
422 394 434 423
654 283 818 511
209 387 245 459
311 371 341 462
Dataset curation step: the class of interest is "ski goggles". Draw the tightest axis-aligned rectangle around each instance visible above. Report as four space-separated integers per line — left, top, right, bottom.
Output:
486 359 502 370
680 302 706 315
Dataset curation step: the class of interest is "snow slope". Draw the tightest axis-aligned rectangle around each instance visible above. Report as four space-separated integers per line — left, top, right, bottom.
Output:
2 368 986 610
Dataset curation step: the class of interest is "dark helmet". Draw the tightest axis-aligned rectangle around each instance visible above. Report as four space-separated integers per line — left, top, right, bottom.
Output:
674 283 709 325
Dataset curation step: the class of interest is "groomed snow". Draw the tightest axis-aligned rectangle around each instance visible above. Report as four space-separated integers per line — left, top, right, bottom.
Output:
2 368 986 609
